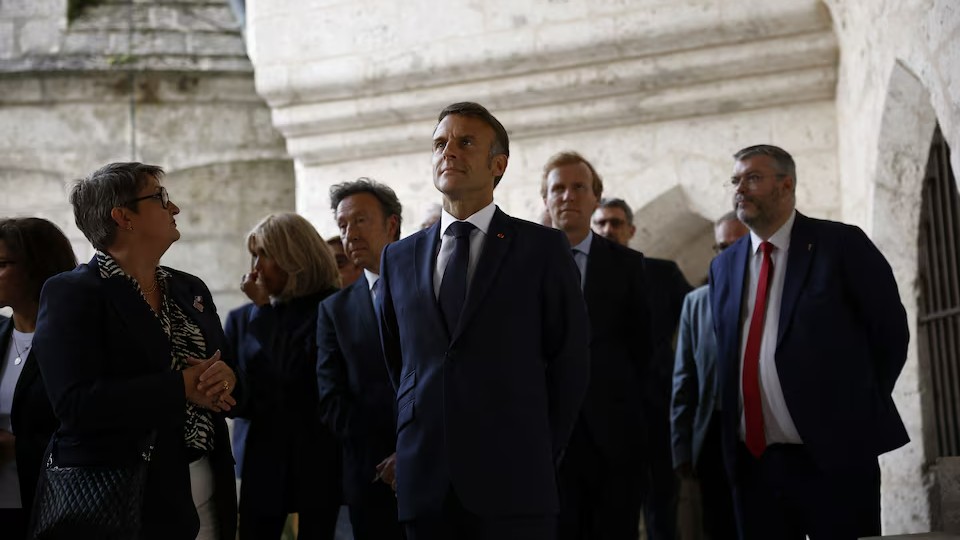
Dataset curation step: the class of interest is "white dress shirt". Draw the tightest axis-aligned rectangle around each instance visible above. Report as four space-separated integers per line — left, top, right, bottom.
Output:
433 202 497 299
738 210 803 445
364 269 380 304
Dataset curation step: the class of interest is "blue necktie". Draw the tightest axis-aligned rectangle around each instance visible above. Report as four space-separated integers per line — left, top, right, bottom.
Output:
439 221 476 335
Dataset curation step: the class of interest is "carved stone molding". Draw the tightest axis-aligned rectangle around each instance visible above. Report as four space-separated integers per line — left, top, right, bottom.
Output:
250 2 838 165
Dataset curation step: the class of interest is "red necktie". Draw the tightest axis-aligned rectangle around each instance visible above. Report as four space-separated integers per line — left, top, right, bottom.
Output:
743 241 774 458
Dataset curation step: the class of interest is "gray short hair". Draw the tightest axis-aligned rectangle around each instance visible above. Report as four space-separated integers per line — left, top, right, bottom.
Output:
69 162 164 252
598 197 634 225
733 145 797 184
329 178 403 240
715 211 739 226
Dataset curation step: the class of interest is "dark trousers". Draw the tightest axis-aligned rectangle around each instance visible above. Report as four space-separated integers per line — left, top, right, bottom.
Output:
696 414 736 540
558 426 644 540
349 482 405 540
642 416 678 540
239 506 340 540
404 488 556 540
0 508 28 540
735 443 881 540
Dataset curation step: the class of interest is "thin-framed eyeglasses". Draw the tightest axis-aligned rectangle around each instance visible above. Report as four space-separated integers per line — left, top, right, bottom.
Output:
728 173 786 190
125 186 170 209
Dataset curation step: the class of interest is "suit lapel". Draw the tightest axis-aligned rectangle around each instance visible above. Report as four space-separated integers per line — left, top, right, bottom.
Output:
583 233 608 317
454 208 514 342
724 236 750 353
347 278 380 348
101 273 172 371
414 223 446 335
167 273 219 355
777 212 814 348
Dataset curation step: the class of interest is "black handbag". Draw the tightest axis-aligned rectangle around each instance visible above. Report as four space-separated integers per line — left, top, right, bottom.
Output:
28 432 157 540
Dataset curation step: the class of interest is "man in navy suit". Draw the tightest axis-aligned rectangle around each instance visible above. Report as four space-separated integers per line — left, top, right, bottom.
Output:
542 151 654 540
710 144 909 539
317 178 405 539
378 102 590 540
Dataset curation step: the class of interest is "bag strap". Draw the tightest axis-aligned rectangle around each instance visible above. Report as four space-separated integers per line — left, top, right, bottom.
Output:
45 429 160 468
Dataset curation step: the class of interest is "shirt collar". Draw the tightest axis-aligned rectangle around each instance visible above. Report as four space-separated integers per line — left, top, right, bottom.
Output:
363 269 379 291
439 201 497 237
749 209 796 254
96 251 171 281
571 231 594 255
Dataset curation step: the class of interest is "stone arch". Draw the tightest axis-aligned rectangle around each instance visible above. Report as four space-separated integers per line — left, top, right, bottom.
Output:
870 60 939 528
631 185 713 285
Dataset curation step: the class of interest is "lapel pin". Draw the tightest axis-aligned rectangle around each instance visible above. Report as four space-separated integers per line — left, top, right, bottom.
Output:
497 233 505 239
193 295 204 312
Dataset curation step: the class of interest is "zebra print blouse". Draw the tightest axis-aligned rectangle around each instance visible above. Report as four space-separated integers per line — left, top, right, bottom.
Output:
97 252 215 454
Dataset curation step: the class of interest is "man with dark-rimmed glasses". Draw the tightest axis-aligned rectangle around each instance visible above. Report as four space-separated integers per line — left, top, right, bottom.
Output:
710 144 909 538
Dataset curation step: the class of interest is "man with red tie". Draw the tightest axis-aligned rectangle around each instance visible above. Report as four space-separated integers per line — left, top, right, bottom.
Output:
709 144 909 539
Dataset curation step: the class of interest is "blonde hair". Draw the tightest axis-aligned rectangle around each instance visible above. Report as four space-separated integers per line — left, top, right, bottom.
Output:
246 213 341 301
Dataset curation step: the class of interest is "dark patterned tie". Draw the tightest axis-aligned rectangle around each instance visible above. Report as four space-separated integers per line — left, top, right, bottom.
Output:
439 221 476 335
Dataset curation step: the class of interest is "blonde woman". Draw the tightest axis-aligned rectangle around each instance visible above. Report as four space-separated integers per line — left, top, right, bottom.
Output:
224 213 342 540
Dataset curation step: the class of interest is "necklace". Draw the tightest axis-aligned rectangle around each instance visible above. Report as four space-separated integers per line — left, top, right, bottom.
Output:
141 279 158 295
12 337 30 366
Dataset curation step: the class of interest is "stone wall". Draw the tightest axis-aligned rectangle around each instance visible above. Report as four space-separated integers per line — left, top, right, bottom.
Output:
825 0 960 532
0 0 295 316
247 0 840 283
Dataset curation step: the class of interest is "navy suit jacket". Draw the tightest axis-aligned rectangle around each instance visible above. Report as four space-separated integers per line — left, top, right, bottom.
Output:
709 212 909 479
33 257 238 540
378 207 591 520
317 276 397 505
578 233 654 464
224 290 341 515
3 315 59 513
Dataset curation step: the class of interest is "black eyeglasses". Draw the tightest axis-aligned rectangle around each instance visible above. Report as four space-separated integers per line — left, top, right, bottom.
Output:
125 187 170 209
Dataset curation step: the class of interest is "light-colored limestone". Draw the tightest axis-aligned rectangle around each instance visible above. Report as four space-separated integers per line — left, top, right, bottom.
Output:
246 0 957 534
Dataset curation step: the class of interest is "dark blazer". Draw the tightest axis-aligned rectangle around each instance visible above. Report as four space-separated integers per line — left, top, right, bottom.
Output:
578 233 654 464
3 316 58 513
317 276 396 505
224 290 341 516
32 257 238 540
710 212 910 478
378 208 591 520
644 257 693 410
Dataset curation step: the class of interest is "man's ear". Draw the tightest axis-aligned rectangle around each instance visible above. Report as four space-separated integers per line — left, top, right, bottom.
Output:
628 224 637 240
491 154 508 178
782 174 795 194
387 214 400 241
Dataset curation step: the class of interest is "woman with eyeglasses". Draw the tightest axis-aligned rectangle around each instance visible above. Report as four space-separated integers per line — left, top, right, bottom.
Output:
225 213 342 540
0 218 76 539
32 162 240 540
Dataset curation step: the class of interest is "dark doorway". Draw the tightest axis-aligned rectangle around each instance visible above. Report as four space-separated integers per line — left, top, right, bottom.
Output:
918 124 960 459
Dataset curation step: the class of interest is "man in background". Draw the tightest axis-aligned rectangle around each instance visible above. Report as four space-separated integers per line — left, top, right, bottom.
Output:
317 178 405 539
671 211 746 539
326 235 362 287
592 197 692 540
543 151 654 540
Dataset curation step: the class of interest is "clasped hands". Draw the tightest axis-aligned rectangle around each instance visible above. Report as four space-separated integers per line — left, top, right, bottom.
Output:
183 350 237 413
